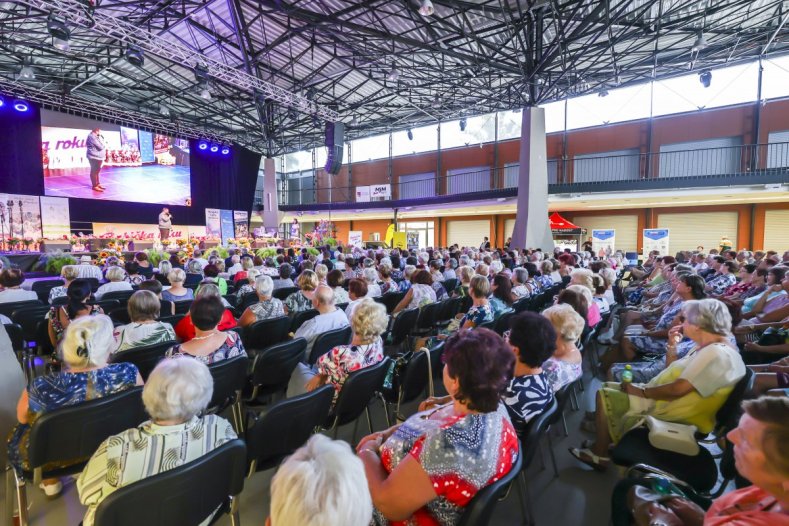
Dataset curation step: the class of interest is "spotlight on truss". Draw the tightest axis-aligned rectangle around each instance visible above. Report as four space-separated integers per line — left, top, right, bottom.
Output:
419 0 434 17
387 65 400 82
194 63 210 83
699 70 712 88
199 86 212 100
692 32 707 52
18 64 36 81
125 45 144 67
598 88 609 97
459 117 467 131
407 129 413 140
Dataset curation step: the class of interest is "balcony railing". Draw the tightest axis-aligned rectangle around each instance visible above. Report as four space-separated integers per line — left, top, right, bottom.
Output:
272 142 789 208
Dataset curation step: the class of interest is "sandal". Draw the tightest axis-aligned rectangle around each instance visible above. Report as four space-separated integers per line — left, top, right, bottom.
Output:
569 447 610 472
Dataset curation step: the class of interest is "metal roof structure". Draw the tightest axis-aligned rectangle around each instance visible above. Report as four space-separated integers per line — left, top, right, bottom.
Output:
1 0 787 156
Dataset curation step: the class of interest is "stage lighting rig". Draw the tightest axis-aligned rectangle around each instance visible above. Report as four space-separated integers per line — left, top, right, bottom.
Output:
198 140 209 151
47 16 71 51
0 95 5 109
210 144 219 153
220 146 230 155
13 99 30 112
459 117 467 131
125 45 144 67
699 70 712 88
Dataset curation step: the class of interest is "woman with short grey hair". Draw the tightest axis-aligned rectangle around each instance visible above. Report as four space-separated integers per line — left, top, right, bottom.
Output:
238 274 285 327
112 290 176 353
162 267 194 303
77 357 237 526
363 267 382 297
48 264 80 304
94 266 133 300
571 298 746 472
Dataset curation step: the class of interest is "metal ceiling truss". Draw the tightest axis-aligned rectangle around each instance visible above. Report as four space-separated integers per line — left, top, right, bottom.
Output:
0 0 787 157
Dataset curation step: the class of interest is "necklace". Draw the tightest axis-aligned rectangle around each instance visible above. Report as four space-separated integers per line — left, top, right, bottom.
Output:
191 331 219 341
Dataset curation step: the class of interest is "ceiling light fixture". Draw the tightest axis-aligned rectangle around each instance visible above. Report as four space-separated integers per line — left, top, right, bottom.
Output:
459 117 467 131
407 128 413 140
47 16 71 51
125 45 144 67
699 70 712 88
598 88 609 97
418 0 434 16
18 64 36 81
692 32 707 52
199 87 212 100
387 65 400 82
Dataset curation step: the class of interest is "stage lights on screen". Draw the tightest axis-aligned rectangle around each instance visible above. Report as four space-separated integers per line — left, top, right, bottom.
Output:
13 100 30 112
197 139 230 156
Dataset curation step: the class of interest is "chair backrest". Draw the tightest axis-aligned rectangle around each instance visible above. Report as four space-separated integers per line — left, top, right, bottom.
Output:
390 308 419 345
12 305 52 341
512 297 530 313
416 301 441 330
111 340 177 381
398 349 433 404
714 368 754 433
89 299 121 312
109 306 132 325
34 319 54 354
331 358 391 427
93 439 247 526
31 279 65 303
51 295 68 306
379 291 406 314
436 297 461 323
101 289 136 304
457 445 523 526
84 277 100 292
547 382 575 427
0 300 42 318
28 387 147 473
290 308 319 332
519 397 559 467
207 355 250 411
249 338 306 398
238 292 258 311
3 323 24 351
443 278 459 295
246 385 335 473
158 314 185 328
494 311 514 336
173 299 193 315
478 319 496 331
243 316 291 351
273 286 299 301
308 325 352 365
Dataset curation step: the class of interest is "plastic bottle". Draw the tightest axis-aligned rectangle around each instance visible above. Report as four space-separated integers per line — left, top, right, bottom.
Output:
621 364 633 384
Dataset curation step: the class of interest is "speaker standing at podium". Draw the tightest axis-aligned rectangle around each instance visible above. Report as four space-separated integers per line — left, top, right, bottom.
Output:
85 128 106 192
158 207 172 240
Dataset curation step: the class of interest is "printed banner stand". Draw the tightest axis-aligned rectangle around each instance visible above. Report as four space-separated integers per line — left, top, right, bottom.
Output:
643 229 670 256
205 208 221 239
355 186 370 202
219 210 235 246
592 229 616 257
348 231 363 248
233 210 249 238
392 231 407 250
40 196 71 239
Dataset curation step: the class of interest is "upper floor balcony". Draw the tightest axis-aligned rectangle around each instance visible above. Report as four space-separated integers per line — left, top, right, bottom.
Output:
272 142 789 211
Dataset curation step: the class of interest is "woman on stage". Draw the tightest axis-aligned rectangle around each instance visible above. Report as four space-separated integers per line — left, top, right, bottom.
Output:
85 128 106 192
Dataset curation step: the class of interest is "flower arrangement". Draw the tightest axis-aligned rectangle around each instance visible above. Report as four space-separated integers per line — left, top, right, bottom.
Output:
255 248 278 259
144 249 169 267
44 251 77 275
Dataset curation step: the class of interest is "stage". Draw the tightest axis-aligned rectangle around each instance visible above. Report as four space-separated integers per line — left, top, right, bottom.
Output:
43 165 191 206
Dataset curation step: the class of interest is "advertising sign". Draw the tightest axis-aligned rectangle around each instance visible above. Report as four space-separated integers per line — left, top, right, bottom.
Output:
205 208 221 239
592 229 616 256
40 196 71 239
355 186 370 202
348 231 363 248
643 229 670 256
220 209 235 246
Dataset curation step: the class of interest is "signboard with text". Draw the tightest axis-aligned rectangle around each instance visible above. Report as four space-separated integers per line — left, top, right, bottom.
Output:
643 229 670 256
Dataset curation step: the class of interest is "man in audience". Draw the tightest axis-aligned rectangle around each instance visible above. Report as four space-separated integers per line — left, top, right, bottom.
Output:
267 434 372 526
293 285 349 360
76 255 103 281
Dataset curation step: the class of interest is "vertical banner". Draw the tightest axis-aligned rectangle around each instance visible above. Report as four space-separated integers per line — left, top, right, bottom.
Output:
392 231 408 250
0 194 43 240
220 209 234 245
39 196 71 238
348 231 363 248
592 229 616 256
643 229 670 256
233 210 249 238
205 208 221 239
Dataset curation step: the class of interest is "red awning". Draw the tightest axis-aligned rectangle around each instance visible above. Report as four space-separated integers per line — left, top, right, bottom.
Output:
549 212 581 231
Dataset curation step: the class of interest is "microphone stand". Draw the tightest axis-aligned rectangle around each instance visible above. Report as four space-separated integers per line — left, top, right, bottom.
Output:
18 200 24 242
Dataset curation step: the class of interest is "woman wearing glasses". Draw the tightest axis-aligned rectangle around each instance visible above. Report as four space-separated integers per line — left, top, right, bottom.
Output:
570 298 746 472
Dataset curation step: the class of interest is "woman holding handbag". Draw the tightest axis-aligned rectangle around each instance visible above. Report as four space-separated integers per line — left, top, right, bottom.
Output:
570 298 746 472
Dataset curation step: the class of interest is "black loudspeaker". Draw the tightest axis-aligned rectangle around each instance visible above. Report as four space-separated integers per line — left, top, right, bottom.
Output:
324 122 345 175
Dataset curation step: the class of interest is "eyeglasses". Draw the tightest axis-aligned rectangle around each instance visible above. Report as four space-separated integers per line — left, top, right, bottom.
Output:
503 329 511 341
679 315 686 323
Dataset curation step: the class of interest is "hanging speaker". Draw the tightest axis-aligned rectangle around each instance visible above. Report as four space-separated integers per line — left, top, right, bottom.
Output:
324 121 345 175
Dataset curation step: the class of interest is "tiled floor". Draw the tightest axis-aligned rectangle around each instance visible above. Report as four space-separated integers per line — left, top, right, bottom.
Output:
2 374 621 526
43 165 191 206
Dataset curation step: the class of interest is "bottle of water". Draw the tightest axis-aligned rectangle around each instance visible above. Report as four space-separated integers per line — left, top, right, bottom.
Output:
622 364 633 384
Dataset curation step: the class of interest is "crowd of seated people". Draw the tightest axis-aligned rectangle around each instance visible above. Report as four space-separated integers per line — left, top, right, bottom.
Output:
1 242 789 525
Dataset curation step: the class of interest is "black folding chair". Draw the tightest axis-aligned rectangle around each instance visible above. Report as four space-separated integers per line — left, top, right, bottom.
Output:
458 446 524 526
110 340 177 381
273 286 299 301
93 439 247 526
173 300 193 315
245 338 306 410
435 297 462 329
109 306 131 325
494 311 514 335
6 387 147 526
31 279 64 304
384 307 419 355
443 278 459 295
237 292 258 311
0 300 42 319
412 301 442 338
99 289 136 305
11 305 52 345
88 299 121 313
377 291 406 314
515 398 560 524
207 356 250 433
308 326 352 365
324 358 391 441
290 308 319 332
245 385 334 474
242 316 291 351
512 297 530 313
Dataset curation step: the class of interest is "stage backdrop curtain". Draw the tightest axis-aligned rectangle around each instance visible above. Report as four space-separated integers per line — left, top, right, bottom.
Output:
0 102 262 231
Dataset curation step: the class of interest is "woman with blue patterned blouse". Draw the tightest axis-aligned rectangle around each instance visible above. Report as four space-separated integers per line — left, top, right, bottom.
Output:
502 312 556 431
7 315 142 496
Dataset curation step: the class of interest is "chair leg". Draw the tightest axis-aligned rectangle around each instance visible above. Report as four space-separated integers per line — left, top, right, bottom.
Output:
546 433 559 478
4 467 14 526
332 423 339 439
365 406 374 434
518 471 535 526
561 412 569 437
570 386 579 411
13 469 29 526
536 439 546 471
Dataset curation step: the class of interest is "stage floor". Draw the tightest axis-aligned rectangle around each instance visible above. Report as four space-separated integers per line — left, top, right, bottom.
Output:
44 165 191 206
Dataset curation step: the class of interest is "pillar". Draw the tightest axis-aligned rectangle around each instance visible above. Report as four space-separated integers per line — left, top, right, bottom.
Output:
262 157 280 232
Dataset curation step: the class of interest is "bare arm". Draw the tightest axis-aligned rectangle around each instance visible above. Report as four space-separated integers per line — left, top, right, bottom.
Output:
625 378 696 401
16 389 30 424
238 307 255 328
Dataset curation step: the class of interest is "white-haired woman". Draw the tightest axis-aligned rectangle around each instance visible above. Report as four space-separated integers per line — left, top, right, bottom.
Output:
77 357 237 526
234 268 260 303
288 298 387 403
161 268 194 303
238 274 285 328
112 290 176 353
542 304 585 392
154 259 172 287
8 315 142 496
570 299 747 471
48 264 79 304
363 267 382 298
94 266 132 300
268 434 372 526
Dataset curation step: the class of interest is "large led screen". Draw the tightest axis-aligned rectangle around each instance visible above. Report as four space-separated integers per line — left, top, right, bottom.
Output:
41 110 192 206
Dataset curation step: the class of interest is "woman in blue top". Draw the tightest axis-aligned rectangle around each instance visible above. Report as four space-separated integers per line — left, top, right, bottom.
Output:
489 274 514 319
7 315 142 496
